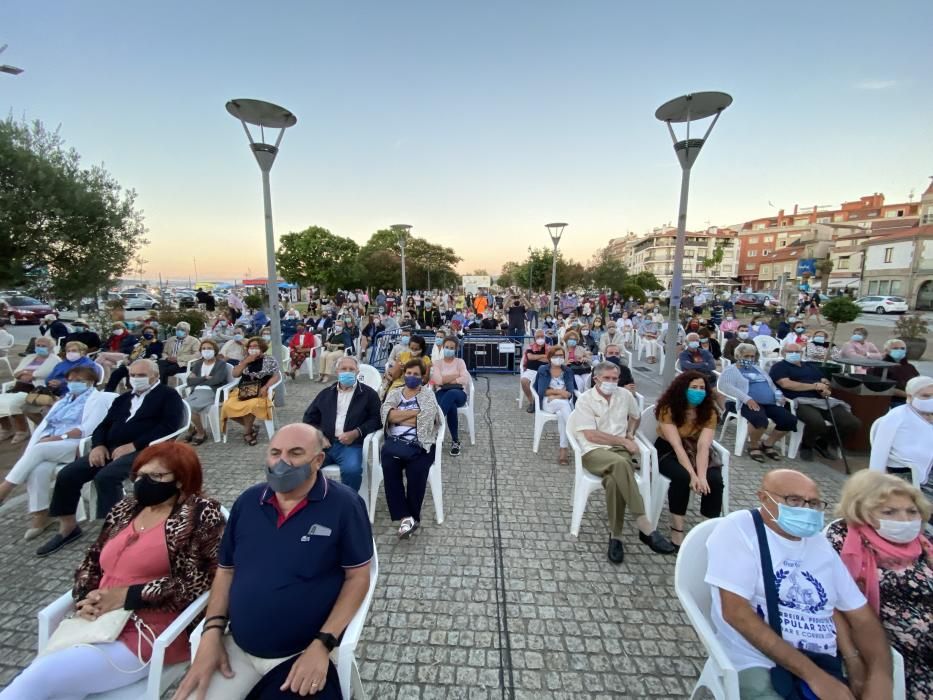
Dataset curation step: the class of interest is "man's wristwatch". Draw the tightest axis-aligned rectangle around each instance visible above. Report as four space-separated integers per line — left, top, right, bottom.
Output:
59 434 70 440
314 632 338 651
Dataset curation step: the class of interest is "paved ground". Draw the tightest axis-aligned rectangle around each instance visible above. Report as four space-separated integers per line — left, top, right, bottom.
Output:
0 354 859 698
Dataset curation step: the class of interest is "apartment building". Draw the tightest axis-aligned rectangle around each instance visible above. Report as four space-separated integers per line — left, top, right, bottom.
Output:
624 227 738 289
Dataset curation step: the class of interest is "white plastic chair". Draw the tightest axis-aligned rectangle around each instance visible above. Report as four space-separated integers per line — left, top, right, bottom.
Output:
321 431 373 513
0 331 14 378
753 336 781 371
674 518 741 700
717 384 795 459
369 421 446 524
220 373 283 442
530 387 558 453
516 356 527 407
869 418 922 487
177 364 234 443
357 364 382 392
456 376 476 445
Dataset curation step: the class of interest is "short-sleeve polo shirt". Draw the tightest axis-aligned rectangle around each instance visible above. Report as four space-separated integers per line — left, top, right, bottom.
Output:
768 360 823 400
219 475 373 659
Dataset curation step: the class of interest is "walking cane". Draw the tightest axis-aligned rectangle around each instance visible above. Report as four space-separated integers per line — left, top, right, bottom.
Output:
824 396 851 475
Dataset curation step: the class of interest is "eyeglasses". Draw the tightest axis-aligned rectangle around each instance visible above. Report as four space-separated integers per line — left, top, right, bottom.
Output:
766 491 828 511
137 471 174 482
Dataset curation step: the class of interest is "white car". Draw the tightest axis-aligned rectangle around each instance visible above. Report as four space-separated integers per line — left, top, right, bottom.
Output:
120 292 161 311
854 295 908 314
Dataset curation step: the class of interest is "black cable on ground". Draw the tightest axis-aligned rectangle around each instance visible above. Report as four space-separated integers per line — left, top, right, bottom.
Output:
481 375 515 700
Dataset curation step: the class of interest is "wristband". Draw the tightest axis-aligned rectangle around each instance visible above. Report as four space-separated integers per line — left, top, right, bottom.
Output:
203 624 227 634
204 615 229 626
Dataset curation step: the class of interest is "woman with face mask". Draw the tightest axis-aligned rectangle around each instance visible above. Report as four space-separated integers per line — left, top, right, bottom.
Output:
221 337 281 446
869 376 933 493
182 339 231 445
42 341 98 397
380 359 441 538
430 337 471 457
562 330 593 394
533 346 577 465
839 326 881 373
1 442 224 700
0 366 110 538
385 335 433 395
803 329 832 363
826 470 932 699
97 322 134 373
0 336 61 444
218 325 249 366
654 371 725 550
104 326 164 392
285 323 318 379
869 339 919 406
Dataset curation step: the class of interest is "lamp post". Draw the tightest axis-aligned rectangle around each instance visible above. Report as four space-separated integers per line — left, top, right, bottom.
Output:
226 98 297 403
526 246 533 299
391 224 412 301
655 92 731 385
546 223 567 315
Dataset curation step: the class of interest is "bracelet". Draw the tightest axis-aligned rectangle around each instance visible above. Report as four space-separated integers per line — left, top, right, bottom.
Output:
203 623 227 634
204 615 229 626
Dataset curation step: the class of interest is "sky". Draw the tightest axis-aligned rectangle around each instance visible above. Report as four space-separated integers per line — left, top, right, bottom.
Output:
4 1 933 281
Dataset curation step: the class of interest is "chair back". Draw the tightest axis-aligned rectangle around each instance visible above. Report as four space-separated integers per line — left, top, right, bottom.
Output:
637 405 658 444
93 361 105 383
753 335 780 356
358 364 382 391
869 418 879 445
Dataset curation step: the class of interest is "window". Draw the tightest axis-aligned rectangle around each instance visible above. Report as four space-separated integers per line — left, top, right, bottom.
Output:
745 263 756 270
749 236 759 243
868 281 879 294
879 280 890 295
762 250 771 256
748 250 757 257
780 241 787 247
764 236 774 243
890 280 902 294
923 207 933 225
838 256 850 270
883 247 893 263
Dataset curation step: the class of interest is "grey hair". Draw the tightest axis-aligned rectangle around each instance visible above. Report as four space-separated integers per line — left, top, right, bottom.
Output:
592 361 621 379
883 337 906 351
175 321 190 332
335 355 359 369
734 343 758 358
130 358 159 377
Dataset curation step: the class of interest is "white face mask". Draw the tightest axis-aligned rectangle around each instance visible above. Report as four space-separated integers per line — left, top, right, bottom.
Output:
876 518 922 544
911 397 933 413
65 351 81 362
201 349 215 360
599 381 617 395
550 357 565 367
248 348 261 356
129 376 151 393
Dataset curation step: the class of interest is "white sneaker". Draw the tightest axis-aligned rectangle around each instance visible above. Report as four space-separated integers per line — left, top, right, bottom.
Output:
10 432 28 445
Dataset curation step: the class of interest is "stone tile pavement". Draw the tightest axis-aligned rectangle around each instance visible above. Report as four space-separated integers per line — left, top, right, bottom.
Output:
0 367 853 698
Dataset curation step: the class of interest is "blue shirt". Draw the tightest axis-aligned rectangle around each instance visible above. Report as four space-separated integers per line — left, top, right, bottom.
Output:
46 357 97 395
768 360 824 400
219 476 373 658
739 367 775 405
43 390 91 437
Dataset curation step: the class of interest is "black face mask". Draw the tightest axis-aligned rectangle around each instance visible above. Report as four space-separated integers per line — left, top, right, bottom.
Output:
133 475 179 507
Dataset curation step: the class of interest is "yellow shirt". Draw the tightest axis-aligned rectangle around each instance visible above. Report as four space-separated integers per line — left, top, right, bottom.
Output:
657 405 717 439
388 352 433 390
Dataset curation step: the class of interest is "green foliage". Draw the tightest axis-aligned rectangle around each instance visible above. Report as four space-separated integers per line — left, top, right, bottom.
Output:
276 226 361 293
820 295 862 352
158 308 208 337
587 249 629 289
630 271 665 292
815 258 834 292
0 117 148 305
701 243 726 272
354 228 461 291
243 293 264 311
894 312 928 339
619 281 646 302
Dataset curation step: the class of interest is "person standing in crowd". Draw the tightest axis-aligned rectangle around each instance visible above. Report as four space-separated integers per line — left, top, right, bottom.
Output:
869 338 919 406
654 372 724 550
173 424 372 700
567 362 674 564
704 468 893 699
158 321 201 384
380 359 441 538
221 338 280 447
182 339 230 445
534 345 576 466
826 470 932 699
37 359 185 557
430 336 471 456
769 343 862 461
2 443 224 700
506 295 528 337
302 356 381 492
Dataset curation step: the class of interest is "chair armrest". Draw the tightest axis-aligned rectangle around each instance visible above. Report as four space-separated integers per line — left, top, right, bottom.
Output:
150 426 186 446
218 378 241 404
145 591 210 698
37 592 76 653
77 436 92 457
1 380 13 393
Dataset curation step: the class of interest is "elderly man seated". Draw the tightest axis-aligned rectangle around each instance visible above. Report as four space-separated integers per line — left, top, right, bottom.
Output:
173 424 373 700
302 356 381 492
602 344 636 392
869 338 919 407
158 321 202 384
705 468 893 699
769 343 861 461
36 359 185 557
718 343 797 463
567 361 674 564
679 332 717 377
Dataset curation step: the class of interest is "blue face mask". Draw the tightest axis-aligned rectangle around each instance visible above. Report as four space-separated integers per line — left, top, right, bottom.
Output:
688 341 700 349
566 339 577 348
175 329 186 338
686 388 706 406
851 334 864 342
67 381 90 395
785 352 801 363
435 337 444 345
337 371 357 387
399 336 410 346
234 334 244 341
766 496 824 538
404 375 421 389
889 348 907 361
36 347 50 357
443 348 455 359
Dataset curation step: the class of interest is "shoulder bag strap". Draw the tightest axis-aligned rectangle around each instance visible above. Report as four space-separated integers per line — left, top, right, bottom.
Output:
750 508 783 638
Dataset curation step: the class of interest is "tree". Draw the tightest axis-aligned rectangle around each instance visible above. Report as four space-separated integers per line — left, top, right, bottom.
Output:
276 225 361 293
587 248 629 289
471 268 488 276
630 271 664 292
815 258 834 293
355 229 462 292
701 243 726 276
0 117 148 303
820 295 861 360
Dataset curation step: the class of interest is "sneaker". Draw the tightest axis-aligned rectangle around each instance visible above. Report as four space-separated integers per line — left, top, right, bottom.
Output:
449 441 461 456
36 527 83 557
397 517 419 539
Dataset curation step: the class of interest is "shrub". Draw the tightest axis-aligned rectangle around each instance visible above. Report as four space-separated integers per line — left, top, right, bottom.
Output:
158 308 208 337
894 312 929 339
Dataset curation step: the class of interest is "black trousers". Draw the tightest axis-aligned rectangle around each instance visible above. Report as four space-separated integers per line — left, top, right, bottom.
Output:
49 452 137 519
654 437 724 518
794 404 862 448
246 656 341 699
105 366 128 392
158 359 187 383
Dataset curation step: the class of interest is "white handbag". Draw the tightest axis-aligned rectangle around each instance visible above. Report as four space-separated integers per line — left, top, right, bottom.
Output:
44 608 155 673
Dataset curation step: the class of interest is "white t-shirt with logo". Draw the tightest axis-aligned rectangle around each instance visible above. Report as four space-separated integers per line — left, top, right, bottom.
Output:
704 510 866 671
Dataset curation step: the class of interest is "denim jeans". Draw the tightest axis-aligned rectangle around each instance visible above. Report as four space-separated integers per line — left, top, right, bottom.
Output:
436 387 467 443
322 441 364 492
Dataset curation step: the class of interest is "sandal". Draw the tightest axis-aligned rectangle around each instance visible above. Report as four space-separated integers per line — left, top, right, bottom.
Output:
748 447 766 463
192 434 208 446
398 517 419 539
182 427 196 443
244 430 258 446
760 443 782 461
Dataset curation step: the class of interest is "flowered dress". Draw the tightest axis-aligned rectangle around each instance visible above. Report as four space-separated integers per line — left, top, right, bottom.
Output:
827 521 932 699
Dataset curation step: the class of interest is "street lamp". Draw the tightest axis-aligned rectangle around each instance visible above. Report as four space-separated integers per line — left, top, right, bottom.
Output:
391 224 412 301
526 246 533 299
546 223 567 315
226 98 297 401
0 44 23 75
655 91 731 385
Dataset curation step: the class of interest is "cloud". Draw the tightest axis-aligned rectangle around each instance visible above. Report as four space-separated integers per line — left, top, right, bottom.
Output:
854 79 898 90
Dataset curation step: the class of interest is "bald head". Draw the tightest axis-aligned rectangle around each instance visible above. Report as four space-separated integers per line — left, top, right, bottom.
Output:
267 423 326 469
757 469 822 537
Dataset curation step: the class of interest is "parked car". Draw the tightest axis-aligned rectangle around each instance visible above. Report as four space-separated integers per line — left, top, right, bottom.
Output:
0 295 55 324
175 292 197 309
854 295 908 314
120 292 161 310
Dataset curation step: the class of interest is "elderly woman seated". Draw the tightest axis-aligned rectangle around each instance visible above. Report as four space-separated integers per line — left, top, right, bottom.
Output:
869 338 919 407
220 337 280 446
218 325 249 366
43 341 98 397
562 329 593 393
0 443 224 700
717 342 797 463
182 339 231 445
96 322 135 374
869 376 933 496
0 366 111 539
534 345 577 466
826 470 932 699
839 325 882 373
382 335 432 396
0 336 60 445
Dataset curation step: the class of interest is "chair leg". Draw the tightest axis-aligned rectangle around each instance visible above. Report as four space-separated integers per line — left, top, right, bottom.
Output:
569 478 588 537
735 419 747 457
467 410 476 445
428 461 444 524
532 417 543 453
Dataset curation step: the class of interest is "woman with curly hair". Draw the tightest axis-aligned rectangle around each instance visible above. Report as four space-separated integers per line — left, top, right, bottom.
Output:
654 370 724 550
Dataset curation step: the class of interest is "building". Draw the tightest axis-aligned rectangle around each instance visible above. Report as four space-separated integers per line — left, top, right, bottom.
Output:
860 226 933 309
624 226 738 289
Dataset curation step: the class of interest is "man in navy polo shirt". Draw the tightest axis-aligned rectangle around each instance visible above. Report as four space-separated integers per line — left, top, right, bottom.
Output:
175 423 373 700
768 342 861 461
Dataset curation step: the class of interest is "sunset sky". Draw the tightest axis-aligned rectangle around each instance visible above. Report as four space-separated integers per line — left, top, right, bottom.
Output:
5 1 932 281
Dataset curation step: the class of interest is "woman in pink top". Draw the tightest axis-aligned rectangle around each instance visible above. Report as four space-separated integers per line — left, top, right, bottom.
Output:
430 335 471 457
2 442 224 700
839 325 882 374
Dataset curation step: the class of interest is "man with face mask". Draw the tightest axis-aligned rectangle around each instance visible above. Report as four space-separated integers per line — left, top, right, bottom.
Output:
302 357 381 492
417 299 441 330
679 332 717 378
598 321 623 354
176 423 373 700
38 360 185 556
705 469 893 699
769 343 862 461
158 321 201 384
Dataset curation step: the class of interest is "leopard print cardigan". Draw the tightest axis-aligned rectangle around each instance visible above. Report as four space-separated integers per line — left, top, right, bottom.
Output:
73 494 225 625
